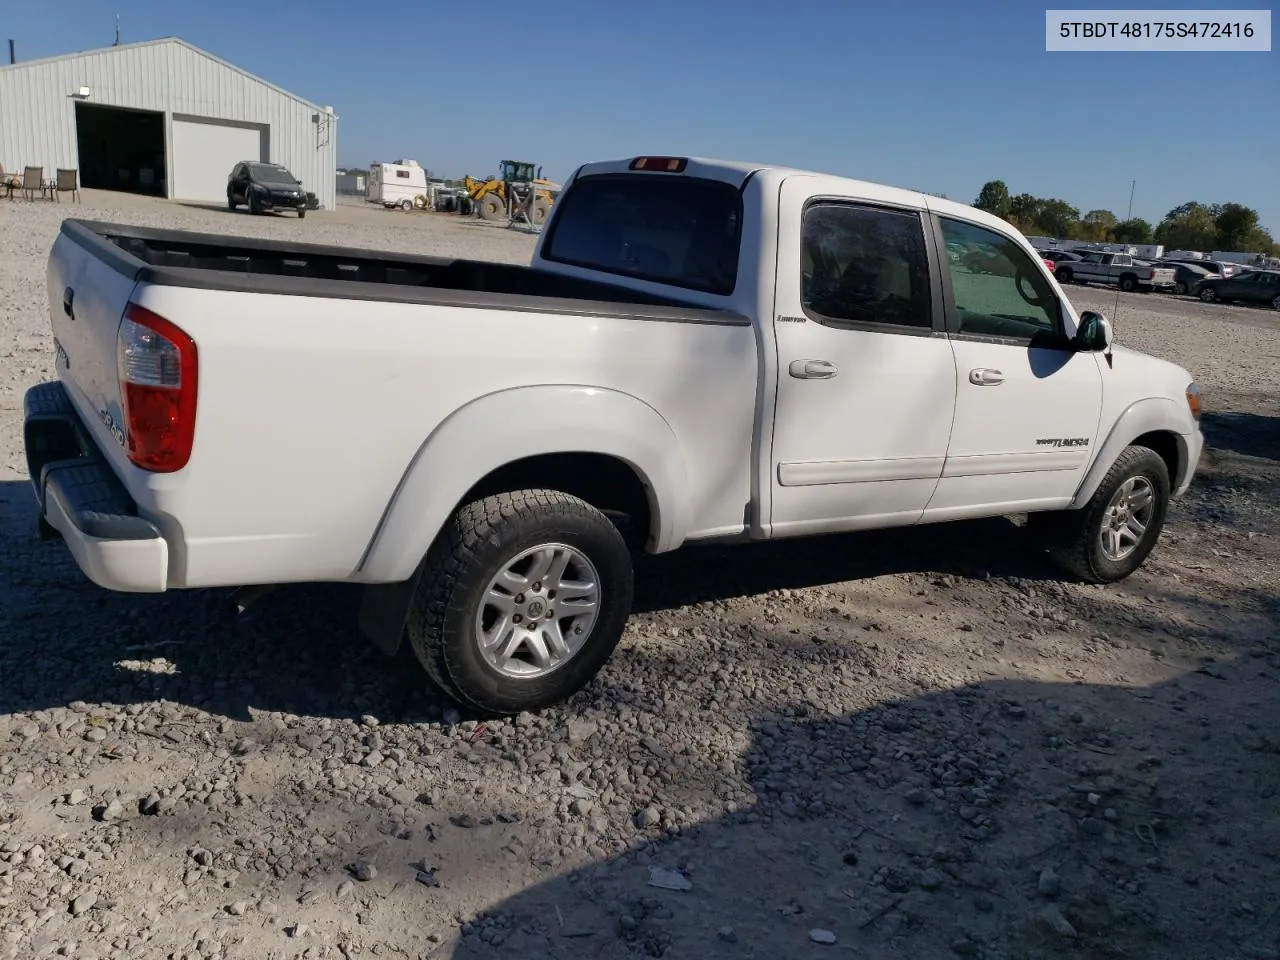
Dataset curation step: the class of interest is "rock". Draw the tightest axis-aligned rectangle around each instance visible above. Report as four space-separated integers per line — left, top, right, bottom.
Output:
83 728 107 743
809 929 837 944
226 901 248 916
636 807 661 828
450 814 477 829
336 880 355 899
717 926 738 943
904 788 927 806
69 892 97 917
66 790 87 806
362 751 383 768
93 799 123 822
351 861 377 882
647 867 692 891
1040 904 1078 938
193 849 213 867
842 851 859 866
1038 866 1061 898
919 868 945 891
138 795 161 816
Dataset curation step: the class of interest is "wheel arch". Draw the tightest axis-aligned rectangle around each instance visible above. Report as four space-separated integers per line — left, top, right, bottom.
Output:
1070 398 1193 508
353 385 688 656
357 385 691 583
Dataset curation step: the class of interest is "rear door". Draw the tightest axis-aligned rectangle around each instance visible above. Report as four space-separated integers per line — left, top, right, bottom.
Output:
768 176 958 536
925 213 1103 517
47 228 136 451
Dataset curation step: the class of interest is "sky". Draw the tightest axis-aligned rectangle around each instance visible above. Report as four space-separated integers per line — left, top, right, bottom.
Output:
5 0 1278 233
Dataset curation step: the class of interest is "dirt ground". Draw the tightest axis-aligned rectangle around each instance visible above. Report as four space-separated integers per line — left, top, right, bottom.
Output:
1 194 1277 960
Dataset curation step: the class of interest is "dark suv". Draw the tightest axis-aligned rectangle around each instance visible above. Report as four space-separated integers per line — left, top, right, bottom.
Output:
227 161 307 217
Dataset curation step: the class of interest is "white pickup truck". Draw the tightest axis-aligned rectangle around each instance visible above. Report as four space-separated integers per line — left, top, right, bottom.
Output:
25 155 1204 714
1055 251 1177 293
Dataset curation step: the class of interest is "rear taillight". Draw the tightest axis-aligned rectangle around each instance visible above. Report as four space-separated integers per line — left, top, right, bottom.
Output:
117 303 198 472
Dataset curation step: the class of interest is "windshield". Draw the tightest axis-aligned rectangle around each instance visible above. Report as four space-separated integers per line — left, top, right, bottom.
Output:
541 174 742 295
249 163 298 185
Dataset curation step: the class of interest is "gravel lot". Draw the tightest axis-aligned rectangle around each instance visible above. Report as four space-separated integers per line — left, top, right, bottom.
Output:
1 195 1278 960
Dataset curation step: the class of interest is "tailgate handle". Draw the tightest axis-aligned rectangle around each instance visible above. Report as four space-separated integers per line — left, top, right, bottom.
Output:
62 286 75 321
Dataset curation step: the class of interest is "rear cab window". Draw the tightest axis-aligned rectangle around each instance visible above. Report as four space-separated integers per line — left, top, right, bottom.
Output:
541 174 743 295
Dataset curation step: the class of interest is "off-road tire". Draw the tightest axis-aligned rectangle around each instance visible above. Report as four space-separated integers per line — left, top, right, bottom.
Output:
405 489 634 714
1029 445 1171 584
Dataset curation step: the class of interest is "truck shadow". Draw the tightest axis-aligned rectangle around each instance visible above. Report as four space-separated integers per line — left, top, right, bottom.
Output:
423 666 1280 960
0 460 1272 727
1200 411 1280 462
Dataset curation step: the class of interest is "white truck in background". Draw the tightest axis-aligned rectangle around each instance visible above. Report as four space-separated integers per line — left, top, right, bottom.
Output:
367 158 429 211
25 155 1204 715
1055 251 1177 292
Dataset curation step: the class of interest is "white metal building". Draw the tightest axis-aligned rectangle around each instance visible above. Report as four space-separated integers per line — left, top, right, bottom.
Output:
0 37 336 209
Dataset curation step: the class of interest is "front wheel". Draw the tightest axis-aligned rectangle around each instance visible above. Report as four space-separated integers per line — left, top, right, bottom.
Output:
1271 293 1280 311
1173 281 1187 295
298 207 306 219
405 490 634 714
1029 445 1170 584
1199 286 1218 302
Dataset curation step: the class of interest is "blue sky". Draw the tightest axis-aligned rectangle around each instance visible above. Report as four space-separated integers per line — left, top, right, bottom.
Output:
7 0 1278 233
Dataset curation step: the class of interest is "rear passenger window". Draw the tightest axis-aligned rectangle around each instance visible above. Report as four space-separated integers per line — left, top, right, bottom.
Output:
801 203 933 330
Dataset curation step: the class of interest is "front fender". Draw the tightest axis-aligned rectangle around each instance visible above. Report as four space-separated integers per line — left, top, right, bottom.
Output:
1070 397 1198 508
356 385 691 583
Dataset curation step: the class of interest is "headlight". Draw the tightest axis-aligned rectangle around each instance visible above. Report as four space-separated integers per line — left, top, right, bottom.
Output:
1185 382 1201 421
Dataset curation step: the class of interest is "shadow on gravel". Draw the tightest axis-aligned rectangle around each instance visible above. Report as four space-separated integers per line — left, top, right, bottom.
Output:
1200 411 1280 462
0 475 1272 726
432 666 1280 960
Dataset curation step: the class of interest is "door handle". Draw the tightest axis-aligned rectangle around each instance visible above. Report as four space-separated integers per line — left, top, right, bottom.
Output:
969 367 1005 386
789 359 838 380
63 286 75 321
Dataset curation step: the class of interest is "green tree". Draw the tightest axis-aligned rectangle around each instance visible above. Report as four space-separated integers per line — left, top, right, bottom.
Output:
1154 202 1217 251
1075 209 1119 242
1213 203 1264 250
974 180 1011 218
1112 218 1153 244
1034 199 1081 239
1006 193 1042 233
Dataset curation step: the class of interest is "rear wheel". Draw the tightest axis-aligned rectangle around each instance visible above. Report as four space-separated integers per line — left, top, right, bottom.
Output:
1271 293 1280 311
1173 281 1187 295
531 197 551 225
1199 286 1218 302
400 198 412 212
1056 267 1073 284
1119 274 1138 293
1028 445 1170 584
405 490 634 714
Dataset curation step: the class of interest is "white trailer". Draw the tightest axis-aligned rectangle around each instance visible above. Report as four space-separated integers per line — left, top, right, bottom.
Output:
367 159 429 211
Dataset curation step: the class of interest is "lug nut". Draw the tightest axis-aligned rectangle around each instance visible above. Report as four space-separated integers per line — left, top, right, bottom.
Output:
513 614 523 623
515 594 525 604
532 582 542 591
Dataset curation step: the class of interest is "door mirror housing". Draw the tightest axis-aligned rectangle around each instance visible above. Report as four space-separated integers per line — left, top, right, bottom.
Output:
1075 311 1113 352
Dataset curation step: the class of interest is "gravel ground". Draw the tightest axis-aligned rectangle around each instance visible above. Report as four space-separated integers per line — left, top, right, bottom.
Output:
1 195 1278 960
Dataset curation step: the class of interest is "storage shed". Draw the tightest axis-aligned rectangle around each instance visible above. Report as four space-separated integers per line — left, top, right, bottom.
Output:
0 37 336 209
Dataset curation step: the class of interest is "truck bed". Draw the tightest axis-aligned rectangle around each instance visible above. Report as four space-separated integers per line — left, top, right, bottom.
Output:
60 219 745 325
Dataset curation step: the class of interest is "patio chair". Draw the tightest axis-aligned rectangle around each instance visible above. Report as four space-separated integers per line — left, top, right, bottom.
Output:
21 166 50 201
0 165 19 200
54 168 81 203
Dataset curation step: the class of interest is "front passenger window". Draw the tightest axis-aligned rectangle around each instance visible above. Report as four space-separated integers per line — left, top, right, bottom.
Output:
939 218 1063 343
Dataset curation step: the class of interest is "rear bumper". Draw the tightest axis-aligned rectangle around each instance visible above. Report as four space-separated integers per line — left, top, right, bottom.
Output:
23 381 169 592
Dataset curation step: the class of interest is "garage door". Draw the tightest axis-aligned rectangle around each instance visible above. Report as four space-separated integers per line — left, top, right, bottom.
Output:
171 117 266 202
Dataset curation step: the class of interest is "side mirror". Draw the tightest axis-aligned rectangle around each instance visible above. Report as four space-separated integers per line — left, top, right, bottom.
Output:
1075 311 1113 352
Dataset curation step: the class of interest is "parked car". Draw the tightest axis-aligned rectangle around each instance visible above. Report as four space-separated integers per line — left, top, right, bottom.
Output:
227 161 308 217
1038 250 1083 265
1196 269 1280 309
1163 262 1214 296
25 156 1204 714
1057 251 1176 292
1158 258 1240 279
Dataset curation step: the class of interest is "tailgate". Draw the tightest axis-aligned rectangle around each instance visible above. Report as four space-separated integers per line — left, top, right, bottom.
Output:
47 228 138 448
1151 267 1176 284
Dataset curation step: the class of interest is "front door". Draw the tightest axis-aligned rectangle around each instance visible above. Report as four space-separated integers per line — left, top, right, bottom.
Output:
924 213 1104 519
769 178 959 538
